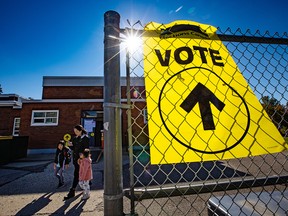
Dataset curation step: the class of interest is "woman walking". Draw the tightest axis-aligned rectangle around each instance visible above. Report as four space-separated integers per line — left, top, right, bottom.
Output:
64 124 90 200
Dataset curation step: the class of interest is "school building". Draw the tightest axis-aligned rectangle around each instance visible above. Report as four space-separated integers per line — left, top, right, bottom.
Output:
0 76 146 155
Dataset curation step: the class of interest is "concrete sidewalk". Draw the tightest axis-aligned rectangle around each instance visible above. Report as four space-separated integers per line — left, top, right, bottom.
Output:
0 154 109 215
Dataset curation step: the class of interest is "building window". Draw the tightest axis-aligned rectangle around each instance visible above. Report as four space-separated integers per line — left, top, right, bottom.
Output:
31 110 59 126
13 118 20 136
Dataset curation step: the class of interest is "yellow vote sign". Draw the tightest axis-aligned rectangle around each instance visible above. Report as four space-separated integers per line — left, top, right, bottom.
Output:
143 20 287 164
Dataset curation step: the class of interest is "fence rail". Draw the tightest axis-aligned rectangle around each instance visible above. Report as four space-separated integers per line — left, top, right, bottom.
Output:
125 175 288 201
121 28 288 44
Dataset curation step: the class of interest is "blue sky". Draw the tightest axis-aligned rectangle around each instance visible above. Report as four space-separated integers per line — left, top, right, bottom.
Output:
1 0 287 99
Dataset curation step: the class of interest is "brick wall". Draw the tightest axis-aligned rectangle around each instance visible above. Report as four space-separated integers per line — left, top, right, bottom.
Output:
0 107 21 136
43 86 103 99
20 102 103 149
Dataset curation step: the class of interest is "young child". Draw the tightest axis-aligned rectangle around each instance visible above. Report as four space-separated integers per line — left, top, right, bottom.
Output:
53 140 71 188
78 148 93 200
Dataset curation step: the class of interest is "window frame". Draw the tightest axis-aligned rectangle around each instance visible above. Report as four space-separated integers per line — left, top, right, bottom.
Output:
31 110 59 126
13 117 20 136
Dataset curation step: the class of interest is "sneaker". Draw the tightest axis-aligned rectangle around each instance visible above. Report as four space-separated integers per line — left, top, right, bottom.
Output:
81 193 90 200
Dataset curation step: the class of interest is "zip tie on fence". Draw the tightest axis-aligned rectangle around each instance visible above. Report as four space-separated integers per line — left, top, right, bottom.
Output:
103 102 134 109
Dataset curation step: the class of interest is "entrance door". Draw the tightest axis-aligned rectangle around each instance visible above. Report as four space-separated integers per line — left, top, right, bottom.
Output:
81 111 103 148
82 118 96 147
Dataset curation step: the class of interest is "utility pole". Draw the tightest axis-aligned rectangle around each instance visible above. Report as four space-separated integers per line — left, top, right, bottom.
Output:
103 10 123 215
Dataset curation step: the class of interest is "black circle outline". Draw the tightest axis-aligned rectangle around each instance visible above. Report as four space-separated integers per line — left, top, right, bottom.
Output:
158 67 250 154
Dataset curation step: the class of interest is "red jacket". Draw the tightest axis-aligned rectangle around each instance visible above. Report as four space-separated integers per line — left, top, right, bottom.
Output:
78 157 93 181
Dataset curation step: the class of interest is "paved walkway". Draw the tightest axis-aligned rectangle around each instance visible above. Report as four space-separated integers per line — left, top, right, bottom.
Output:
0 153 129 216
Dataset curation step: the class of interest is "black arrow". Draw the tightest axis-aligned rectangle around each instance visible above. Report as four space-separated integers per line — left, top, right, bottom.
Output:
180 83 225 130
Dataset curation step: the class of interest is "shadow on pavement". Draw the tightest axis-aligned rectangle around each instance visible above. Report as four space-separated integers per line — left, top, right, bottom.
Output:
15 192 53 216
0 152 249 194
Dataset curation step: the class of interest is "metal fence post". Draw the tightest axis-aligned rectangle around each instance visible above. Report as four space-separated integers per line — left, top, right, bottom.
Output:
103 10 123 215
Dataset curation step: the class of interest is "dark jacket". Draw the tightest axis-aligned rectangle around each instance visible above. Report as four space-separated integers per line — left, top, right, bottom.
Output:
54 146 71 167
70 135 90 164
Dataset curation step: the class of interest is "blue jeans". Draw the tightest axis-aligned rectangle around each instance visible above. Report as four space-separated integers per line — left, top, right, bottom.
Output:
55 165 64 184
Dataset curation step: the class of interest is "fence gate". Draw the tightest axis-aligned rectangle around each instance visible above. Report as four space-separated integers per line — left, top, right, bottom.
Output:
114 14 288 216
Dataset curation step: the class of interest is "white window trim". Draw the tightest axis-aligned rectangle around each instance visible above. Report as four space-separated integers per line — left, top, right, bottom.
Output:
13 117 20 136
31 110 59 126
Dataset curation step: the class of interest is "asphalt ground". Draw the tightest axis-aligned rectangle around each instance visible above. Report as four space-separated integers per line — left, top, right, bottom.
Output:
0 153 225 216
0 152 287 215
0 154 108 216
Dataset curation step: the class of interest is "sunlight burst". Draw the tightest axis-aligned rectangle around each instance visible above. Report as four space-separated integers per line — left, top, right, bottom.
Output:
123 33 142 54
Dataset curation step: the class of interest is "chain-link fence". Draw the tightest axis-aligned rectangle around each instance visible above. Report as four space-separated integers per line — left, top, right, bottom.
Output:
118 20 288 215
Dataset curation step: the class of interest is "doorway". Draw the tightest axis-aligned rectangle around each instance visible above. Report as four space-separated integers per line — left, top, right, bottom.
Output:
81 111 103 148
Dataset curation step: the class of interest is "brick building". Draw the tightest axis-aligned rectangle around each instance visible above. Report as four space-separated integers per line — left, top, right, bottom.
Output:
0 94 22 136
0 76 146 154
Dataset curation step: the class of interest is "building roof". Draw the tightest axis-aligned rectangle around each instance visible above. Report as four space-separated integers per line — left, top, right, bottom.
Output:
43 76 144 87
0 94 24 108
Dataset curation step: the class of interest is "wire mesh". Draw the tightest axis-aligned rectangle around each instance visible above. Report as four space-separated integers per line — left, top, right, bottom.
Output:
122 26 288 216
